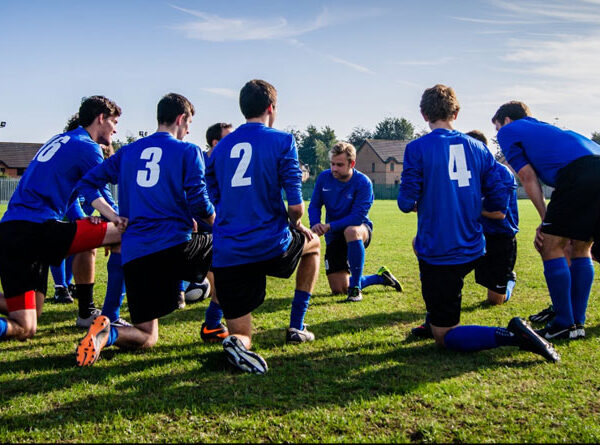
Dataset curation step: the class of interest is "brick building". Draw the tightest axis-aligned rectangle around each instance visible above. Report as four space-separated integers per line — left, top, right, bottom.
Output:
0 142 42 177
355 139 409 185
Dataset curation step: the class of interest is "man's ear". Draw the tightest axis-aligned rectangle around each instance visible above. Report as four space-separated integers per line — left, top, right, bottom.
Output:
175 113 186 126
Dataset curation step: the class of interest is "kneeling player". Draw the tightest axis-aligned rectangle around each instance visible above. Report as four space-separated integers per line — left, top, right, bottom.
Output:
398 84 559 362
75 93 214 366
466 130 519 305
308 142 402 302
0 96 125 343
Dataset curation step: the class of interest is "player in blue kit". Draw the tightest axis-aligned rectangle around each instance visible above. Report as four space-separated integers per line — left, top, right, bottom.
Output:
398 84 558 362
493 101 600 340
309 141 402 302
0 96 126 343
206 79 321 374
75 93 214 366
466 130 519 305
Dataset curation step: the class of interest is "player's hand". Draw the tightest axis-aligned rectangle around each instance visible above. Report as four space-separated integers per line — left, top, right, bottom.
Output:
311 223 328 236
534 224 544 253
192 218 198 233
87 215 102 225
114 216 128 233
296 223 315 241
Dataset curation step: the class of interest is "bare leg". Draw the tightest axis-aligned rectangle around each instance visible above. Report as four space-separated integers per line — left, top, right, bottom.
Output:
225 313 253 349
114 319 159 349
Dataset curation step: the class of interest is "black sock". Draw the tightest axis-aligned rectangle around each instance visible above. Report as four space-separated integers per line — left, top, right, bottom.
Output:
76 283 96 318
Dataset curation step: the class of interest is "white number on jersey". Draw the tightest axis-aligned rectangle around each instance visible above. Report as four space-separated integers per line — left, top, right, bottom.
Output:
230 142 252 187
36 135 71 162
136 147 163 187
448 144 472 187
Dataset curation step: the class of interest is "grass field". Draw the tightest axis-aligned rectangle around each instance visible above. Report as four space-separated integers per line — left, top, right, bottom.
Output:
1 200 599 443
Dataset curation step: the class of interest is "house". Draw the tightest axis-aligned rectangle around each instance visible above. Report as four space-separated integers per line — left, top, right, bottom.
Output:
355 139 409 185
0 142 42 177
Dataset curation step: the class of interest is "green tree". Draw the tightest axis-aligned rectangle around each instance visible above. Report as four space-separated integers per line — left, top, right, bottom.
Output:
373 117 414 140
112 135 137 151
591 131 600 144
297 124 337 176
347 126 373 148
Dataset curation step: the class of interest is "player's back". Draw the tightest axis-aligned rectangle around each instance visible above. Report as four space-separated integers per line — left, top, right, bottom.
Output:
207 122 302 267
403 129 503 265
115 132 209 263
481 163 519 237
2 127 103 224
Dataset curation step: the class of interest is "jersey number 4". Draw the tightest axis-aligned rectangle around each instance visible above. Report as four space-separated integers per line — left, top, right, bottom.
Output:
231 143 252 187
136 147 162 187
448 144 472 187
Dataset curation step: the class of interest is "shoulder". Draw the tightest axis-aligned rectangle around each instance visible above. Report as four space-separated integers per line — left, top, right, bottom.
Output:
353 169 372 186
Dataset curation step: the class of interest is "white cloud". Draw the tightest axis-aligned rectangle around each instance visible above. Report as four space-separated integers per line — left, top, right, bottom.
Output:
201 88 237 99
492 0 600 24
326 55 374 74
394 57 454 66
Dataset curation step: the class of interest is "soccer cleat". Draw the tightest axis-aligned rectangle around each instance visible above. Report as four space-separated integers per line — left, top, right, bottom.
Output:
68 283 77 299
185 279 211 303
201 322 229 343
76 308 101 329
53 286 74 304
76 315 110 367
528 305 555 324
377 266 403 292
535 322 578 340
111 317 132 328
346 287 363 302
286 326 315 344
410 322 434 339
222 335 268 374
507 317 560 362
575 324 586 339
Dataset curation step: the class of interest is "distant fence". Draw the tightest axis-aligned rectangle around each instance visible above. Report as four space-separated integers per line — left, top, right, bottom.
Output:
1 178 552 204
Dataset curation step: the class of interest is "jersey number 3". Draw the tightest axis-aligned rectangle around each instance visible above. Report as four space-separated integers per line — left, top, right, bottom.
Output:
448 144 472 187
136 147 162 187
231 143 252 187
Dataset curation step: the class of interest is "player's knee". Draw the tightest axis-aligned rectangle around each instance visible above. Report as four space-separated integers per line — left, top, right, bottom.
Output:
343 226 360 241
487 293 505 305
17 323 37 340
330 285 347 295
141 331 159 349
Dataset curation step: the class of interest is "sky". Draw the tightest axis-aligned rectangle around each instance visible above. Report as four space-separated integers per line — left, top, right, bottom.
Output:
1 0 600 150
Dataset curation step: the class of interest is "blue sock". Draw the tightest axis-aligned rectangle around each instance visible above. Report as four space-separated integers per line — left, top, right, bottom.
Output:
290 290 311 330
180 281 188 292
0 317 7 338
360 274 385 289
570 257 594 325
347 239 365 289
65 255 74 285
101 253 125 322
543 257 573 327
443 325 516 352
205 301 224 329
505 280 516 302
50 261 67 288
105 325 119 347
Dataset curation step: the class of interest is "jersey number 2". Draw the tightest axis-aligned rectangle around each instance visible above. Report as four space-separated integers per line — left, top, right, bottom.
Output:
136 147 162 187
231 143 252 187
448 144 472 187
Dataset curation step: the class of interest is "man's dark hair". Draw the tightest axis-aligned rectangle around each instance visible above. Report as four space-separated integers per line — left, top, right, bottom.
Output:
492 101 531 125
78 96 121 128
206 122 233 146
64 113 80 132
419 84 460 123
239 79 277 119
157 93 195 125
466 130 488 146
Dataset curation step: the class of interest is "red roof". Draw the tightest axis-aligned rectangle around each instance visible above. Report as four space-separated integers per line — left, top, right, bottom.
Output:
0 142 42 168
358 139 409 163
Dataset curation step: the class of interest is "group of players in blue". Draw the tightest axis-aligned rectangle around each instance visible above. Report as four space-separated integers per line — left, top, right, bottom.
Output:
1 79 599 374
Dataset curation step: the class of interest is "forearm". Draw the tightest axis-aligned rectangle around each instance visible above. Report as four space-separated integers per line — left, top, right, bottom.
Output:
91 197 120 223
288 203 304 226
522 178 546 220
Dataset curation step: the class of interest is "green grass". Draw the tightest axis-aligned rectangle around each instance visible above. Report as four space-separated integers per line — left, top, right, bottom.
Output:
1 200 599 443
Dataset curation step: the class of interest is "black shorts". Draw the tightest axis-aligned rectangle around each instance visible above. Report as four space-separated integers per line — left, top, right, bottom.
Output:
474 234 517 293
324 225 372 275
123 233 212 324
542 155 600 241
592 242 600 262
0 220 77 298
419 258 480 328
213 227 305 320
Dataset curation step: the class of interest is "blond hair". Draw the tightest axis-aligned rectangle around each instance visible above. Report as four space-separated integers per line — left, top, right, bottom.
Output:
329 141 356 162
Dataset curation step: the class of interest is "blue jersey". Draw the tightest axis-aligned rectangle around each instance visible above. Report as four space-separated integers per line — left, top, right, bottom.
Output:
206 122 303 267
308 169 373 244
78 132 214 265
497 117 600 187
398 129 511 265
480 163 519 237
2 127 104 223
195 149 213 234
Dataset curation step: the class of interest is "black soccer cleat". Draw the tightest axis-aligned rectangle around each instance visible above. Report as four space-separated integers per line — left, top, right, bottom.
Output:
53 286 74 304
507 317 560 363
286 326 315 344
377 266 403 292
528 305 555 324
535 323 578 340
346 287 363 302
410 322 434 339
222 336 268 374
